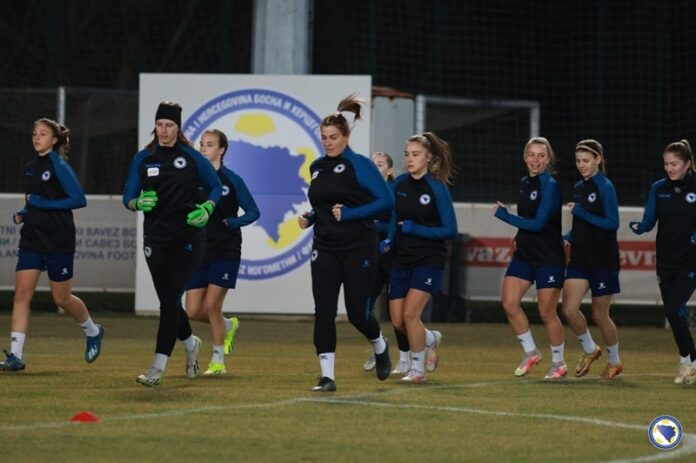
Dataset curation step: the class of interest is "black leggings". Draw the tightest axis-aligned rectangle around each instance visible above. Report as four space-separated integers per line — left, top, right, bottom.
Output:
145 236 205 356
658 270 696 361
312 246 382 354
369 254 410 352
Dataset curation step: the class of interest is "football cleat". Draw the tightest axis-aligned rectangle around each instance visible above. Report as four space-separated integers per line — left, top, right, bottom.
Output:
544 361 568 379
310 376 336 392
575 345 602 378
374 337 392 381
599 362 623 380
185 335 202 379
204 361 227 376
85 325 104 364
514 349 542 377
362 353 376 372
136 366 163 387
674 363 696 385
401 369 426 383
0 350 25 371
391 359 411 375
425 330 442 372
224 317 239 355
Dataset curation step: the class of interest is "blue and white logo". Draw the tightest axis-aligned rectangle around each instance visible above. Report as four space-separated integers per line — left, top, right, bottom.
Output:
183 89 322 280
144 246 152 258
686 192 696 203
311 170 320 180
588 192 597 203
311 249 318 262
333 163 346 174
419 194 431 205
41 170 51 181
173 156 187 169
648 416 682 450
530 190 538 201
222 185 231 196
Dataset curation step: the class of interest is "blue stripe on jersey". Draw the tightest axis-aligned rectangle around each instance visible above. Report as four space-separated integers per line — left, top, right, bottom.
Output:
183 145 223 204
338 147 394 221
495 171 560 231
122 148 150 209
220 166 260 229
408 173 458 239
27 151 86 210
385 175 408 242
374 180 395 236
631 178 663 234
571 173 619 231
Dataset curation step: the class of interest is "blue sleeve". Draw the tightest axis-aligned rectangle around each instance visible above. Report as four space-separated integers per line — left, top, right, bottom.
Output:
339 154 394 221
28 152 86 210
409 178 458 239
495 177 560 232
122 150 147 209
223 169 260 229
187 146 222 204
374 181 395 234
631 180 660 234
572 177 619 231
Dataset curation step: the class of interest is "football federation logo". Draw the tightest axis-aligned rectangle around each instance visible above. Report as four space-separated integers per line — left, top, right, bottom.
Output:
173 157 187 169
41 170 51 181
530 190 538 201
419 194 431 205
222 185 231 196
648 416 682 450
144 246 152 258
183 89 322 280
588 192 597 203
333 163 346 174
686 192 696 203
311 250 319 262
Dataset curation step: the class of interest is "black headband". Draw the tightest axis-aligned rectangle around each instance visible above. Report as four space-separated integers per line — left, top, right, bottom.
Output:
155 103 181 127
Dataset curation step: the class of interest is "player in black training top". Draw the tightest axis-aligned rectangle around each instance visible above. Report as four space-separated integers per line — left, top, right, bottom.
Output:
1 118 103 372
362 151 412 375
562 140 622 380
299 94 394 392
494 137 567 379
381 133 457 383
123 101 222 387
631 139 696 386
185 129 259 376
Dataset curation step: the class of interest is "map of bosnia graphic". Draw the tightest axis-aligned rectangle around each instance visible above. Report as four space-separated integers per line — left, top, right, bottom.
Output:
182 89 321 280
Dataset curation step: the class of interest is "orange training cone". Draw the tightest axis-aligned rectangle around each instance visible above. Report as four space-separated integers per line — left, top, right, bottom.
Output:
70 411 101 423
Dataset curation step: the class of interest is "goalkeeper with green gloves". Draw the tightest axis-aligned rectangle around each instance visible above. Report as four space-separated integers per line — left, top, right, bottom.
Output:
122 101 222 387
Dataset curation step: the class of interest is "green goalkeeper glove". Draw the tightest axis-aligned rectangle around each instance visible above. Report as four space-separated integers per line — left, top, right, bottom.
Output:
187 200 215 228
135 190 158 212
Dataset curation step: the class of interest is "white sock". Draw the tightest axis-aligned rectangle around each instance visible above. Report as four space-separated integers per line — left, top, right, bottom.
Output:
606 343 621 365
516 330 537 353
410 350 425 374
577 330 597 354
212 345 224 364
79 316 100 337
680 355 690 365
319 353 335 380
182 335 197 351
10 332 26 359
153 353 168 371
369 333 386 355
399 350 410 364
551 343 565 363
224 318 232 332
425 329 435 347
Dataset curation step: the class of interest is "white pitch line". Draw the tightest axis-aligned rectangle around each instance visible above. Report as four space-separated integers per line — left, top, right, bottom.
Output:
302 396 696 463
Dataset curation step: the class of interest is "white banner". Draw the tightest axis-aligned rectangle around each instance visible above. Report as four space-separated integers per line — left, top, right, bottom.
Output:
136 74 372 314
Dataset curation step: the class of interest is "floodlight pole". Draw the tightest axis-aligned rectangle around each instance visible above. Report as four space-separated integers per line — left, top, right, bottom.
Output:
252 0 312 74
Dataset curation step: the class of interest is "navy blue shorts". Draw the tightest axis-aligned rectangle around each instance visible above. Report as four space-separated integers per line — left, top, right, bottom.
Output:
505 257 564 289
389 266 444 299
566 266 620 297
185 260 240 290
16 248 74 282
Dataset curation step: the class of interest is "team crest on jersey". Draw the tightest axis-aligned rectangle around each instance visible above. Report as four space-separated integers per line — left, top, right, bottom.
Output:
311 249 319 262
419 194 432 205
182 88 322 280
41 170 51 181
222 185 230 196
588 192 597 203
530 190 538 200
686 192 696 203
173 157 187 169
333 163 346 174
144 246 152 258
